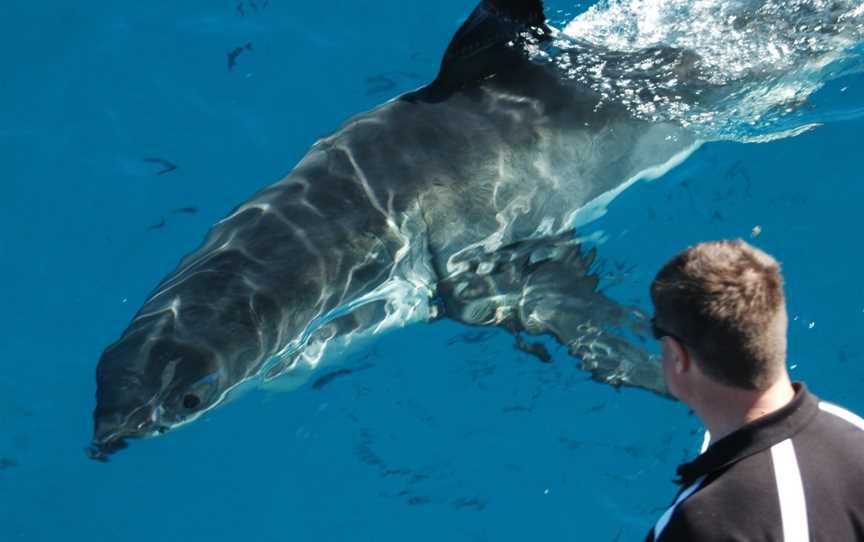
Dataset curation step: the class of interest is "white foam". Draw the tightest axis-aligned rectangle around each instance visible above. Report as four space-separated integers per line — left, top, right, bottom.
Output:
556 0 864 138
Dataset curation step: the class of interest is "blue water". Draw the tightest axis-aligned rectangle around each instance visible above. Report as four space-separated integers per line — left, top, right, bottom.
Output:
2 0 862 540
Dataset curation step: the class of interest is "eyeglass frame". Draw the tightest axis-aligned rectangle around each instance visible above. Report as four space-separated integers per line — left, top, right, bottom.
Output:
650 317 688 347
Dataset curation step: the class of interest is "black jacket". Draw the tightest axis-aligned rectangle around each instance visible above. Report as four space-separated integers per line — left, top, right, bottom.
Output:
646 383 864 541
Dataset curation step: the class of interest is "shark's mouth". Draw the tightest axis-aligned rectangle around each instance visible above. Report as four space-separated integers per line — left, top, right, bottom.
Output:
87 398 175 462
86 436 130 462
87 421 176 461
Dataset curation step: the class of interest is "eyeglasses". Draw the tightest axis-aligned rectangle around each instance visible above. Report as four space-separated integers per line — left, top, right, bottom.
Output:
651 317 687 346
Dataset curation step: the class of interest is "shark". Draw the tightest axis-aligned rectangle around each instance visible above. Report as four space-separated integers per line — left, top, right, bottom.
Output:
89 0 861 459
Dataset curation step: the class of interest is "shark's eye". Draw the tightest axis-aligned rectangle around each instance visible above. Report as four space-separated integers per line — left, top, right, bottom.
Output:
182 394 201 409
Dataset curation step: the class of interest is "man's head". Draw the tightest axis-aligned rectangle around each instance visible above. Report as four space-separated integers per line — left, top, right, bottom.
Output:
650 240 788 397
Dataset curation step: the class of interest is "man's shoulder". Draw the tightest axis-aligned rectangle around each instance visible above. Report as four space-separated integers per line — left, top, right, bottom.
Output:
655 450 786 540
795 397 864 493
671 395 864 540
798 397 864 462
655 494 755 541
811 399 864 437
686 453 781 515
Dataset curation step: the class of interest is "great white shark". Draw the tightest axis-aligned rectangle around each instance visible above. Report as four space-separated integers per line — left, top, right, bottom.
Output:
89 0 861 459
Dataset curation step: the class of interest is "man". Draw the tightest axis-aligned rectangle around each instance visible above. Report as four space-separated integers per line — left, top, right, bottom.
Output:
645 240 864 541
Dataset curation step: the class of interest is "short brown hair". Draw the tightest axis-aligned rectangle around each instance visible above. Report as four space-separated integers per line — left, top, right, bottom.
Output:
650 240 788 390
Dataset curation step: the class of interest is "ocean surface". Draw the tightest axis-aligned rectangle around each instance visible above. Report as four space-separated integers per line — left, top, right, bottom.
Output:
1 0 862 540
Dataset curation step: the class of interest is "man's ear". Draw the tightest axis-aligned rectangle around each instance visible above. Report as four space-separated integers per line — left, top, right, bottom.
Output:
668 338 691 374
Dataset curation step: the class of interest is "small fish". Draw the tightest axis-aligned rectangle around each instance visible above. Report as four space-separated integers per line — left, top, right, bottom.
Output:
0 457 19 470
365 75 397 95
236 2 244 16
751 224 762 238
147 218 167 231
141 158 178 176
171 205 199 215
409 51 433 63
446 329 496 345
228 42 253 71
450 497 486 511
583 402 606 414
311 368 353 390
725 160 753 196
515 335 552 363
365 72 427 95
393 71 424 80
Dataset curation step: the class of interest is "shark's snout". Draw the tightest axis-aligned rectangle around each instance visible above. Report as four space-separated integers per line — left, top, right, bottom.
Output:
87 405 163 462
86 435 129 462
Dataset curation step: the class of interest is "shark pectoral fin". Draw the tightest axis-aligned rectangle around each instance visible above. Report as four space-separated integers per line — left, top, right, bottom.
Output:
518 299 670 397
407 0 551 103
518 253 670 398
569 330 669 398
437 232 670 397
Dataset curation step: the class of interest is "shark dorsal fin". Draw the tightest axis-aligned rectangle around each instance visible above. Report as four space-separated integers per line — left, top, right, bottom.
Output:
407 0 550 103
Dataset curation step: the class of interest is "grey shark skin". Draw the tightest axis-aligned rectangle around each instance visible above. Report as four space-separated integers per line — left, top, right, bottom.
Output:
89 0 709 460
